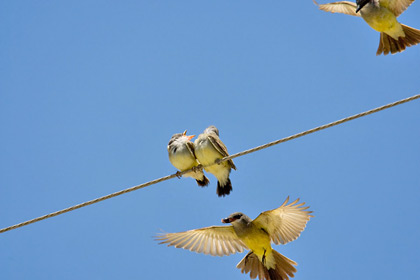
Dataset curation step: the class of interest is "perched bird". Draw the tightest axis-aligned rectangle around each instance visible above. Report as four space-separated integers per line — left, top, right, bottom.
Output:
167 130 209 187
194 125 236 197
156 197 313 280
314 0 420 55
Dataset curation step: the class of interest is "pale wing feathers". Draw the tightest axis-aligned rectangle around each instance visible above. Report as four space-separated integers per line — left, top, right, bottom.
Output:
313 0 361 17
253 197 313 245
380 0 415 17
207 134 237 170
156 225 248 256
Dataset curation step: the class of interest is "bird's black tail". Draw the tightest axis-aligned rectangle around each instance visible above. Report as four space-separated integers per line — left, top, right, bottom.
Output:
195 175 210 187
216 178 232 197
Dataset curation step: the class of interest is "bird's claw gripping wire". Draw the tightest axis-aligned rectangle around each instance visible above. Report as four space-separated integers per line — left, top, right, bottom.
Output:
175 171 183 179
192 164 203 173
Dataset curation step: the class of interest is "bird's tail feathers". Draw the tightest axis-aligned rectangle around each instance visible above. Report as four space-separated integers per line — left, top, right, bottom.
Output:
217 178 232 197
377 25 420 55
237 252 270 280
196 175 210 187
237 250 297 280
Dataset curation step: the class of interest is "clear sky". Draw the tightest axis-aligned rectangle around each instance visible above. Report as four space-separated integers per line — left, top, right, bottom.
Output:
1 1 419 279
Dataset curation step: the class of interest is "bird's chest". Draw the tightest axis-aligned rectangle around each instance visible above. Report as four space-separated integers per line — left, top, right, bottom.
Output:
195 140 221 164
236 225 271 254
168 147 196 170
361 5 400 34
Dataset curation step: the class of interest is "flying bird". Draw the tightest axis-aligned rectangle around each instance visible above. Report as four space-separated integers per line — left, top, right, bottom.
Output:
156 197 313 280
167 130 210 187
314 0 420 55
194 125 236 197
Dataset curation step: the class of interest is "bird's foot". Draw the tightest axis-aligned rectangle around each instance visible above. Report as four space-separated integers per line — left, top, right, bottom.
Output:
192 164 203 173
175 171 182 179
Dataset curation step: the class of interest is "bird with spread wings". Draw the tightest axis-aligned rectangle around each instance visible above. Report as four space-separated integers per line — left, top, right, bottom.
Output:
314 0 420 55
156 197 313 280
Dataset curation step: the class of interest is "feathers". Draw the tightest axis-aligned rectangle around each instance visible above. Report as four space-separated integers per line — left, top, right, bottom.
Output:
237 251 297 280
313 0 360 17
156 226 248 257
377 25 420 55
253 197 313 245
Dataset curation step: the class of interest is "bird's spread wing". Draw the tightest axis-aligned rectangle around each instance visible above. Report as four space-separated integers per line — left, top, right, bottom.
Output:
253 197 313 245
314 0 361 17
156 225 248 256
380 0 415 17
207 134 237 170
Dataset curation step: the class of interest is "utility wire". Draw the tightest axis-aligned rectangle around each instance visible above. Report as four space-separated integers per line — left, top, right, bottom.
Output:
1 94 419 234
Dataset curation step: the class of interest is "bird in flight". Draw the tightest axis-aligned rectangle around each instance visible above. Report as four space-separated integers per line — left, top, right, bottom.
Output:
314 0 420 55
156 197 313 280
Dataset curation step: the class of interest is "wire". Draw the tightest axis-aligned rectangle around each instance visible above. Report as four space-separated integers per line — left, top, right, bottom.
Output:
1 94 419 234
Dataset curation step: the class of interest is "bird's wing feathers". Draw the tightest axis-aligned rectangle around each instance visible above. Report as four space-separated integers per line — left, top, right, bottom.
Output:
253 197 313 245
314 0 361 17
156 225 248 256
185 141 197 158
380 0 415 17
207 134 237 170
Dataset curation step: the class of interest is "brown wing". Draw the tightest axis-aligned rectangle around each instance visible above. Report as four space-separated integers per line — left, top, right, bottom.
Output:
156 225 248 256
185 141 197 159
253 197 313 245
380 0 415 17
314 0 361 17
207 134 237 170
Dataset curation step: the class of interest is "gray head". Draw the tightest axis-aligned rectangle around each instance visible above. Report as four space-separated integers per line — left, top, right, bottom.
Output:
356 0 370 13
168 130 195 147
221 212 251 225
204 125 219 136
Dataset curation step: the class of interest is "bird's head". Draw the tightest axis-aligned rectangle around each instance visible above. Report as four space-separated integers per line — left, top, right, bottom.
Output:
181 130 195 141
356 0 369 13
221 212 250 225
204 125 219 136
168 130 195 145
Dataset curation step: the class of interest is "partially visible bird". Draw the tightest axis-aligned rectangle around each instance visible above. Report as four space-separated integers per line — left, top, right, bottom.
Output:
167 130 209 187
314 0 420 55
156 197 313 280
194 125 236 197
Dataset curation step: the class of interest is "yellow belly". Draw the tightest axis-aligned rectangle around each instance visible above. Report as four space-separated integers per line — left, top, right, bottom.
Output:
169 152 198 171
361 6 404 38
240 227 273 262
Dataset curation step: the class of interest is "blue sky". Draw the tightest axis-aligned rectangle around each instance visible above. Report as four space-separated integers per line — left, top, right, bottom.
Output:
1 1 419 279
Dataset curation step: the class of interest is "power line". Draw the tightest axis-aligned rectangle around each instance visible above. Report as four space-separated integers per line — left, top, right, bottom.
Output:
1 94 419 234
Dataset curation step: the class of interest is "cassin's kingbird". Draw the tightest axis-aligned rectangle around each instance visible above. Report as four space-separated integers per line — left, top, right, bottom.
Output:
156 197 313 280
194 125 236 197
168 130 210 187
314 0 420 55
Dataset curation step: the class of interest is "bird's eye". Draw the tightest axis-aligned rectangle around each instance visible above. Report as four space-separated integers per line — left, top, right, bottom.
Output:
234 214 242 220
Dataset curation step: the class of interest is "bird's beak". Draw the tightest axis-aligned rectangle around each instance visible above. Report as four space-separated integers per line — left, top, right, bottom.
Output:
182 130 195 140
355 0 368 13
221 218 231 224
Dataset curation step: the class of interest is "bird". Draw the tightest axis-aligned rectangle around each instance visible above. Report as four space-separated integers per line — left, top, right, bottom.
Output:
167 130 210 187
314 0 420 55
156 197 313 280
194 125 236 197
